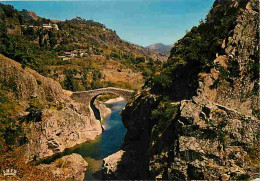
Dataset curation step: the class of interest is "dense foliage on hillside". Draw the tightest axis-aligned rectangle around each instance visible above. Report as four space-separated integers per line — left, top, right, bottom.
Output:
0 90 22 147
0 3 161 91
0 4 58 71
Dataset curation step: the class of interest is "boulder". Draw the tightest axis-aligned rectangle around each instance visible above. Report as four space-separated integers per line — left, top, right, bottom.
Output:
37 153 87 181
102 150 125 179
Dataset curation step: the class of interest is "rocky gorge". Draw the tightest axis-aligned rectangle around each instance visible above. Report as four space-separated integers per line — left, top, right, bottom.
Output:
0 0 259 180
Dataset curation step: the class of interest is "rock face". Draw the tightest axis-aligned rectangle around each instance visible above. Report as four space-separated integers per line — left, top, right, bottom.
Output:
102 150 125 179
37 153 87 181
163 96 259 180
103 0 259 180
26 106 102 161
94 100 112 120
102 94 158 179
0 54 102 162
207 0 259 116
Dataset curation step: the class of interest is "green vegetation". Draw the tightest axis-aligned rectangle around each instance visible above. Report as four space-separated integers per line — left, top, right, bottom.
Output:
151 98 179 139
61 67 116 91
25 97 44 122
235 174 250 180
0 90 43 149
0 3 161 92
147 0 249 99
0 4 58 71
97 94 118 102
0 90 23 148
62 69 80 91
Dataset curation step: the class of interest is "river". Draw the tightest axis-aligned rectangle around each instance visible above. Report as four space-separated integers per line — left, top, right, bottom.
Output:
84 100 127 179
39 100 127 180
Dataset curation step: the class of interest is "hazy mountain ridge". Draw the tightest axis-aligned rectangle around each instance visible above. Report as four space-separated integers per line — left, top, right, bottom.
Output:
146 43 172 52
145 43 172 62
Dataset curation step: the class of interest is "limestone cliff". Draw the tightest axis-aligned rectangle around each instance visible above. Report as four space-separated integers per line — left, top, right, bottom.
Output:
0 54 102 162
102 0 259 180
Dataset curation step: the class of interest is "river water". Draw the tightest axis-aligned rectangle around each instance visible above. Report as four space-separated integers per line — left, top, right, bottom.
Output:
39 100 127 179
83 100 127 179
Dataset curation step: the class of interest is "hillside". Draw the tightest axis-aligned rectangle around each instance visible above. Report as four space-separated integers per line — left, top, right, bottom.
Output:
102 0 260 179
0 4 164 90
0 53 108 179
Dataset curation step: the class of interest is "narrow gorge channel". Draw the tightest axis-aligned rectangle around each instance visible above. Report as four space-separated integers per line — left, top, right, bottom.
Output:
38 100 127 180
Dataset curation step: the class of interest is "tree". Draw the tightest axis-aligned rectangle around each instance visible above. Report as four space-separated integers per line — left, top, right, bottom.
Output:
63 69 78 91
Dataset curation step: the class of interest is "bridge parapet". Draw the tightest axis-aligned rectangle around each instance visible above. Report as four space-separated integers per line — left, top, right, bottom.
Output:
71 87 134 106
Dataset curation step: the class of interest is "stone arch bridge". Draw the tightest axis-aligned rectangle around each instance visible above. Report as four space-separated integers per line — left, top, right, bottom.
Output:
71 87 133 107
71 87 133 120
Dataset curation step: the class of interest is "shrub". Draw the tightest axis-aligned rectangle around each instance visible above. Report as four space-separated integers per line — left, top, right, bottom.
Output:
0 90 23 147
36 80 42 85
151 98 179 139
26 97 43 122
63 69 79 91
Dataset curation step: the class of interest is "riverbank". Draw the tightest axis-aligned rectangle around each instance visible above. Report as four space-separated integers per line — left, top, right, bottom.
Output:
105 97 125 104
32 100 127 180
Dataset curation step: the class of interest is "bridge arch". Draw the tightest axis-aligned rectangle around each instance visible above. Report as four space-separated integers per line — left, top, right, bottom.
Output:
71 87 133 120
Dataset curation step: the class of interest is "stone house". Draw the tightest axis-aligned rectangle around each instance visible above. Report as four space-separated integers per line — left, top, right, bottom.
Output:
71 50 78 57
57 56 70 61
42 24 52 29
52 24 59 31
42 23 59 31
78 49 87 57
64 52 72 57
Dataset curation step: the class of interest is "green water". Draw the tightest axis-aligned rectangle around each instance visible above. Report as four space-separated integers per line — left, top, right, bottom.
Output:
39 101 127 180
83 100 127 179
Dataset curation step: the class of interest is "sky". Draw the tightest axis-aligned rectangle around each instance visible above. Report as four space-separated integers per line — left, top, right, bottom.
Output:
1 0 215 47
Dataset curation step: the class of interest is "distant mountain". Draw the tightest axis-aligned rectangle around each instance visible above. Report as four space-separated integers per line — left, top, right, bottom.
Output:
146 43 172 52
145 43 172 62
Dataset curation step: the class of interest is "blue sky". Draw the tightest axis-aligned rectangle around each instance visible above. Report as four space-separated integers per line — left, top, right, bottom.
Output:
2 0 215 46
